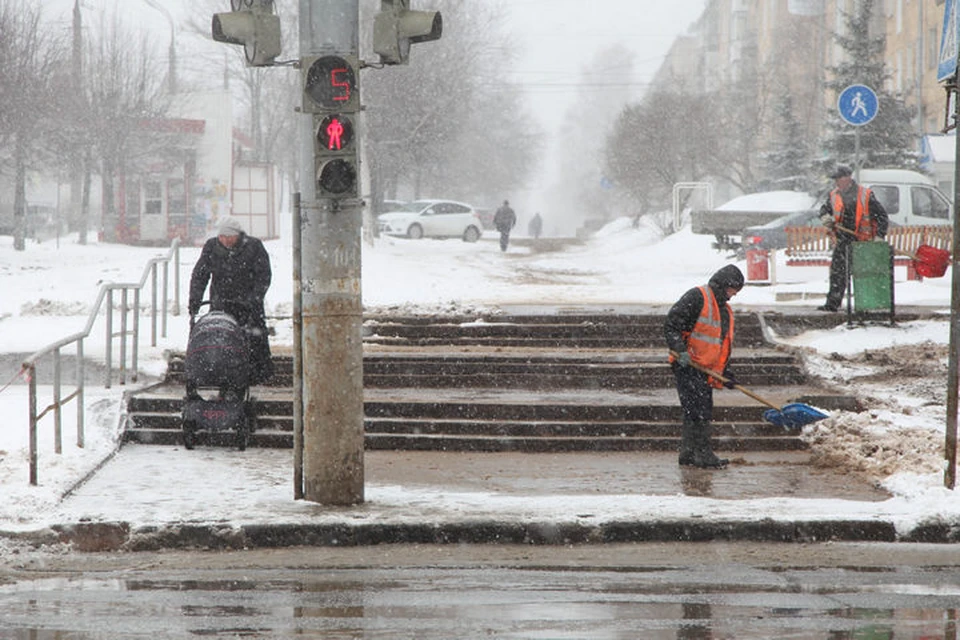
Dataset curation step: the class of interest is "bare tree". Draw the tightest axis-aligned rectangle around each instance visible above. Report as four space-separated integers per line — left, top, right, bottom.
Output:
604 88 719 218
362 0 541 206
184 0 300 179
0 0 65 250
80 13 172 242
548 44 638 231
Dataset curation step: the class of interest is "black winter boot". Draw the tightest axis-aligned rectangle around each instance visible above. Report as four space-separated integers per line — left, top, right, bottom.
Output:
678 421 697 466
692 422 728 469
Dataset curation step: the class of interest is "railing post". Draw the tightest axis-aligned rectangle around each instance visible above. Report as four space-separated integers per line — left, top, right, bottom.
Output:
28 364 37 486
77 338 85 448
53 348 62 454
173 242 181 316
162 260 169 338
119 288 128 385
132 287 140 383
105 288 113 389
151 263 158 347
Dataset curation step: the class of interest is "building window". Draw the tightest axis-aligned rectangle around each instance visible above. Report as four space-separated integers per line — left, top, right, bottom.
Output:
145 181 162 215
168 179 186 214
125 180 140 219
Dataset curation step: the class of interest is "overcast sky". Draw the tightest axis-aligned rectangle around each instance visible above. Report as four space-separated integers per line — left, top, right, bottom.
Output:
42 0 708 217
46 0 706 129
505 0 706 132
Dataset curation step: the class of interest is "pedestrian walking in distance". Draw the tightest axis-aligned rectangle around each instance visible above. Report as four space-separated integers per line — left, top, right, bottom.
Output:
817 164 888 312
664 265 745 469
493 200 516 252
528 212 543 239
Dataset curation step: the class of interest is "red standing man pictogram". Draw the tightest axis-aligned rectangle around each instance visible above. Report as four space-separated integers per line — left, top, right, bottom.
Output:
326 118 344 150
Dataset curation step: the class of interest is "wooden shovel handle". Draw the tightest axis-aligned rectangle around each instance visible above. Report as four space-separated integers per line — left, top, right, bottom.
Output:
835 224 918 259
668 351 783 412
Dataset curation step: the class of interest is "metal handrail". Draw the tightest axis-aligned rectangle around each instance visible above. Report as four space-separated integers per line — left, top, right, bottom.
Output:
21 239 182 486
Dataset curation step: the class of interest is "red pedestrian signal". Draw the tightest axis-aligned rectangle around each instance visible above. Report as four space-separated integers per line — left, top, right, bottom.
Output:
302 55 361 198
317 115 354 151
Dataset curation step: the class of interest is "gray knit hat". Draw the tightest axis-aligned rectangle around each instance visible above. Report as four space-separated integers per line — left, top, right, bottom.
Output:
217 216 244 237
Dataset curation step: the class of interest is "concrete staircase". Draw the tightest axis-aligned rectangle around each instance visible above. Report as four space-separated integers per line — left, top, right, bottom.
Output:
122 312 857 451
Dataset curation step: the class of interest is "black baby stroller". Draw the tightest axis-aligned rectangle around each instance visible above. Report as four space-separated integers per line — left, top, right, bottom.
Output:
181 301 257 450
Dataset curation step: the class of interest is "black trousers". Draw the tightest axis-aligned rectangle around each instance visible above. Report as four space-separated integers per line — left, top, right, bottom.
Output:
826 240 852 308
672 363 713 424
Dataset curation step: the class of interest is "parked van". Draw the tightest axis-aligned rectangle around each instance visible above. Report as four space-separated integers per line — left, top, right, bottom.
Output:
858 168 952 227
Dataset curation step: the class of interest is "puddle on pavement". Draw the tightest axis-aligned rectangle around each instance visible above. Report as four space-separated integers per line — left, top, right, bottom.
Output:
3 574 958 639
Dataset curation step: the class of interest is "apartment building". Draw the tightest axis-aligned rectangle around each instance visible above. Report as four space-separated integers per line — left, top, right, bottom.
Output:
655 0 955 188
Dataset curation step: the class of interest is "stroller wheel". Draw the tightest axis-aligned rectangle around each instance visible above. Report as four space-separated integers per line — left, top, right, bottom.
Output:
182 420 198 450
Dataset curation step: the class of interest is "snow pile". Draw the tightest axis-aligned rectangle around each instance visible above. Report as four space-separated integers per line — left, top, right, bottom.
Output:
788 339 952 488
803 414 943 479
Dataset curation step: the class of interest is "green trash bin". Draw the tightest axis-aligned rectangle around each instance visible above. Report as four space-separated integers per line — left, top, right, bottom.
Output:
850 241 893 314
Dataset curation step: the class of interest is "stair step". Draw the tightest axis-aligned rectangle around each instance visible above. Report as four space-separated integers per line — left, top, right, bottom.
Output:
123 313 845 453
122 429 806 453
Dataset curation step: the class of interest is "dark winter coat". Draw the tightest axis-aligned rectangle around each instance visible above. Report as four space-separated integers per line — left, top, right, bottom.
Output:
528 213 543 238
818 181 888 244
664 264 743 360
663 265 744 424
189 233 273 384
493 205 516 233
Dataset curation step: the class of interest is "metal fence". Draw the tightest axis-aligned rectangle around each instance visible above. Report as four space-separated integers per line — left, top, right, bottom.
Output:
21 239 182 486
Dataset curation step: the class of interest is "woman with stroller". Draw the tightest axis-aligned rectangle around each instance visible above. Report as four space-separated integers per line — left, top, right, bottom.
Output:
188 216 274 387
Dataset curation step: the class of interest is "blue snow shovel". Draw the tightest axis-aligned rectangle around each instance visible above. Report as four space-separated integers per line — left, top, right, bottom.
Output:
670 352 829 429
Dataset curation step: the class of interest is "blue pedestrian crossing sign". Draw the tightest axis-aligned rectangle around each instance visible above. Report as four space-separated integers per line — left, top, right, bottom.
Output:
837 84 878 126
939 0 959 83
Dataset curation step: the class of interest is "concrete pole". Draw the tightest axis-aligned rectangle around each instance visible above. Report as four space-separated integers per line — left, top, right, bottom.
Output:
945 92 960 490
297 0 364 505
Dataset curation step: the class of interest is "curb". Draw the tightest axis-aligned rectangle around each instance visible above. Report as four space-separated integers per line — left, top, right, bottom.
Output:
3 517 954 552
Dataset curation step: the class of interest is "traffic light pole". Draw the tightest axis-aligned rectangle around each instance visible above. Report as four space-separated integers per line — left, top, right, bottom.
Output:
297 0 364 505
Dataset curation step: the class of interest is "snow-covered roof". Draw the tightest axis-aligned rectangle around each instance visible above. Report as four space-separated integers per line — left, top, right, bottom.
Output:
716 191 816 212
858 168 935 186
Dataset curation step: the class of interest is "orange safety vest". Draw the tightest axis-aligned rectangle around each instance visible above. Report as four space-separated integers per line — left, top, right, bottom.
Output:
830 186 877 241
670 285 734 389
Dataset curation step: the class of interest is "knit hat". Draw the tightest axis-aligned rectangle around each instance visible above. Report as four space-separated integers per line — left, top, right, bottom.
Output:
217 216 244 237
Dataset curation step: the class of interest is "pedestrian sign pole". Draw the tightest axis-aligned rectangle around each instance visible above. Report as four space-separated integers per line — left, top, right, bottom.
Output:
941 0 960 491
837 84 878 181
939 0 958 84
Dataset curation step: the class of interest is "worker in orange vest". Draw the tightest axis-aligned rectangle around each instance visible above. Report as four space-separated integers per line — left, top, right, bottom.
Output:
817 164 888 312
664 265 744 469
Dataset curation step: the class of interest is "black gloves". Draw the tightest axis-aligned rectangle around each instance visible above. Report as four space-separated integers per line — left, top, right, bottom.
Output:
722 371 738 389
674 351 692 368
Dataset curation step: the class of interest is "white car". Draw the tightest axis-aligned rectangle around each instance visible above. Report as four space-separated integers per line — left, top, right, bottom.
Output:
377 199 483 242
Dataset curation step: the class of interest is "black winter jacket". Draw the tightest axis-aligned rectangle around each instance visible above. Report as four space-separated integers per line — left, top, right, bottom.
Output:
189 233 272 326
664 265 741 365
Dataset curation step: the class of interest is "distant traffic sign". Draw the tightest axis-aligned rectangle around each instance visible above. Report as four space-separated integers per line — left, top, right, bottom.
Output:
939 0 959 83
837 84 878 126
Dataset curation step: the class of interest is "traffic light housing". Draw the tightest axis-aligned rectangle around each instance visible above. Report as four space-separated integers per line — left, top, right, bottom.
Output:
211 0 281 67
302 55 361 198
373 0 442 65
